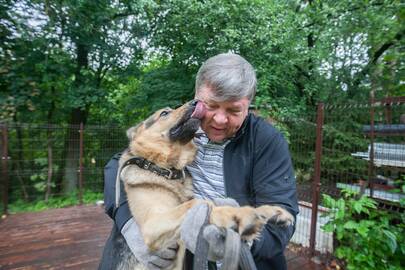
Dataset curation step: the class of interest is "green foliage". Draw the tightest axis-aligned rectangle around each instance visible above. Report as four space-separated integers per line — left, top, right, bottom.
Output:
391 175 405 207
2 0 403 122
322 189 405 270
29 158 58 192
134 64 195 112
148 0 305 114
1 0 404 203
7 190 103 213
321 120 369 178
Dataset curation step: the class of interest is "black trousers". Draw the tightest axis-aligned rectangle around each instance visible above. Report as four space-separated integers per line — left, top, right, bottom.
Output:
255 253 287 270
184 250 287 270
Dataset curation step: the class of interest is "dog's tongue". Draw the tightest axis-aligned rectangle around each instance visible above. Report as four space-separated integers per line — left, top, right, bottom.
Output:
191 101 206 119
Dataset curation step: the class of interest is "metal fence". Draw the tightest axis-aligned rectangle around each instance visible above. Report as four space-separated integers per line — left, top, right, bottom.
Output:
0 123 127 209
1 96 404 256
289 96 405 255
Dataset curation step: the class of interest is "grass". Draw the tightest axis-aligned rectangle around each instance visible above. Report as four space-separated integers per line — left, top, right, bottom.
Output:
3 190 104 214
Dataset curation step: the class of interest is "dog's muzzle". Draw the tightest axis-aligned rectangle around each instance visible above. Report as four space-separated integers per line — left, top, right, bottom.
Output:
168 100 206 144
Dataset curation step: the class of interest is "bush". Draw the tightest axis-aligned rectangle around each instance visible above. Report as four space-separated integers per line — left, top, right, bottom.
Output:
322 189 404 270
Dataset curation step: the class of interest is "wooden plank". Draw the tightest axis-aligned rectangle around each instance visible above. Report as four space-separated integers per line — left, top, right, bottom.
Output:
0 205 322 270
0 205 112 270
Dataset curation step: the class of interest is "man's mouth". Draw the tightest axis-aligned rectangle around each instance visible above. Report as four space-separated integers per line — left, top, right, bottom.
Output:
211 126 226 131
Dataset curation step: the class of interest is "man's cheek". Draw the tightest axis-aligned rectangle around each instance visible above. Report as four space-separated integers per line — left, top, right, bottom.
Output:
200 116 210 128
202 112 214 123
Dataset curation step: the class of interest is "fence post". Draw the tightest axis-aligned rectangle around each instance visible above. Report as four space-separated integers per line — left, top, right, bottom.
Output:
309 103 324 256
368 91 376 198
1 124 10 215
78 122 84 204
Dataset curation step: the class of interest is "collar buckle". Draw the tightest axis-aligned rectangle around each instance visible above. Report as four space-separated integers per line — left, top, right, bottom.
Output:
143 161 151 170
166 170 173 179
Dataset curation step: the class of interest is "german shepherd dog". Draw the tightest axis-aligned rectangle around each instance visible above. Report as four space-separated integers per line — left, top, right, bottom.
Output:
110 100 294 270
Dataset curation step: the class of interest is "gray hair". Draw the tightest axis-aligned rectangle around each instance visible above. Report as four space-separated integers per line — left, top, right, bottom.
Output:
195 53 257 102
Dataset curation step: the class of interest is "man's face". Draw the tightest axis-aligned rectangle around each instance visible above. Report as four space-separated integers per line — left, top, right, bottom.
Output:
196 85 250 142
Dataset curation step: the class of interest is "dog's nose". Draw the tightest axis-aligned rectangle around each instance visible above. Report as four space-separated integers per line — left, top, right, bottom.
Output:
190 100 198 106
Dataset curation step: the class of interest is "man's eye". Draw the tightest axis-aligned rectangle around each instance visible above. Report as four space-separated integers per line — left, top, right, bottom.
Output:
228 108 242 114
206 103 217 110
160 111 170 117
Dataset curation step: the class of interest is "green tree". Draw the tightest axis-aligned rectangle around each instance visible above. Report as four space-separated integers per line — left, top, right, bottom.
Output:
1 0 149 192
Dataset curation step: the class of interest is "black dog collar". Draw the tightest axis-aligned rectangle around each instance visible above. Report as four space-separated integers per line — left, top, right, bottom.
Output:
122 156 187 180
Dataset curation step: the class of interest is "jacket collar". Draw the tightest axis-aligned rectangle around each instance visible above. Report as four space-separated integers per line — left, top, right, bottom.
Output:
230 113 251 142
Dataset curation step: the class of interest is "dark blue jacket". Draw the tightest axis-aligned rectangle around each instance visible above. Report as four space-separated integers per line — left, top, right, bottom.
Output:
103 113 299 270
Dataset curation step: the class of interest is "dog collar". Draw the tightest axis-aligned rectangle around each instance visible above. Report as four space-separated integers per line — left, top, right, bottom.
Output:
122 156 187 180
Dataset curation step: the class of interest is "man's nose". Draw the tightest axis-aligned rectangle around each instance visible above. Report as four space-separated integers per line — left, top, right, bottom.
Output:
213 111 228 125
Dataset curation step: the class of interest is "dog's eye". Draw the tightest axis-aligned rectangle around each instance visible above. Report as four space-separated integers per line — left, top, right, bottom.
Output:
160 111 170 117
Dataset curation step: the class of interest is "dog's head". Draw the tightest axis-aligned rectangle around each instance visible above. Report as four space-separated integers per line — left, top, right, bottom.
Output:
126 100 206 169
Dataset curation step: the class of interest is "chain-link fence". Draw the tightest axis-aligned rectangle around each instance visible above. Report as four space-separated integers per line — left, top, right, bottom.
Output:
0 123 127 208
288 97 404 255
1 97 404 256
321 98 404 207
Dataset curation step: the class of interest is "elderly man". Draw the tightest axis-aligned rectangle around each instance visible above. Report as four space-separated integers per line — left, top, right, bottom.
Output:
99 53 298 270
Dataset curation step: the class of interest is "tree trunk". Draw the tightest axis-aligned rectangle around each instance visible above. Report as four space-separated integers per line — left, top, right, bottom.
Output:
63 108 88 193
62 42 89 193
45 90 55 202
45 140 53 202
13 114 29 201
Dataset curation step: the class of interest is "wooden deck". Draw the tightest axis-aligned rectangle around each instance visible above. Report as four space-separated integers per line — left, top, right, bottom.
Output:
0 205 324 270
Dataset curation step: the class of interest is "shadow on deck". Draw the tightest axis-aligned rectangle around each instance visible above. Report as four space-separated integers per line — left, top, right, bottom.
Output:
0 205 324 269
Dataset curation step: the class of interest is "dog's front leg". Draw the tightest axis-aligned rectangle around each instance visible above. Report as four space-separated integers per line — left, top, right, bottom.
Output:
140 199 199 251
209 205 294 242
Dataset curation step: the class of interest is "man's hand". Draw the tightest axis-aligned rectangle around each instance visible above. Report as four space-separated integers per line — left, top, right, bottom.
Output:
122 218 178 270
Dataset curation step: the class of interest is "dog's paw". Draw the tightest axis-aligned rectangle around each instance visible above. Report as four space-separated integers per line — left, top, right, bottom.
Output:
210 206 266 241
255 205 294 227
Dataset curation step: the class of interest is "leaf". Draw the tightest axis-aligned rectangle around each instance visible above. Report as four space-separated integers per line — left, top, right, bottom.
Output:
343 220 358 229
382 230 397 254
336 207 345 220
356 225 369 237
322 223 334 232
353 201 363 214
322 194 334 207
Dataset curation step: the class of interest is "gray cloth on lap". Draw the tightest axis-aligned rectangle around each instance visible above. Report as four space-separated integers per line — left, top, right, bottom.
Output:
122 218 178 270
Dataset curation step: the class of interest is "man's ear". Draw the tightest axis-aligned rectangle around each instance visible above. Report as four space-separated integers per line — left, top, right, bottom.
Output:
126 123 142 141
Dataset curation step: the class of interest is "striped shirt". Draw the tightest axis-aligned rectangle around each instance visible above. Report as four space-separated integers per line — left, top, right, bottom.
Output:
186 131 237 268
186 130 230 200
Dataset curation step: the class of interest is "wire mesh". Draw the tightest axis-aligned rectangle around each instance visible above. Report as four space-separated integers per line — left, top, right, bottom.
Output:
0 123 127 205
322 101 405 207
0 100 403 255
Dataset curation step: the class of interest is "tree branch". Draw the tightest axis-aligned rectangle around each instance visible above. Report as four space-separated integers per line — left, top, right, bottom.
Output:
300 2 385 29
352 28 404 87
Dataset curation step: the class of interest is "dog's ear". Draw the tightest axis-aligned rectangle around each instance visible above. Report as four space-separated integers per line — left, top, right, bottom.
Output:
126 123 142 141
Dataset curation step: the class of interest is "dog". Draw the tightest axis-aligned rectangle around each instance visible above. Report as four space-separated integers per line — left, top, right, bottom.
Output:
109 100 294 270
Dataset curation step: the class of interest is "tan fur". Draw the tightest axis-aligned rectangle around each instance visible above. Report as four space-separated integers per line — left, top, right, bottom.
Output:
120 102 294 270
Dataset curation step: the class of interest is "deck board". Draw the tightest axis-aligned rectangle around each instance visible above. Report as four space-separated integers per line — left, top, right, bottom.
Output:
0 205 323 269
